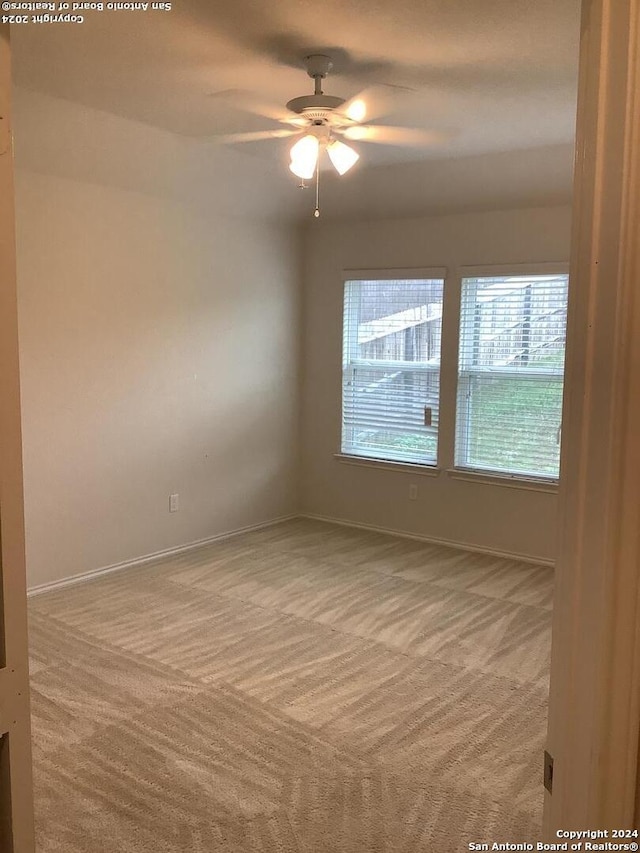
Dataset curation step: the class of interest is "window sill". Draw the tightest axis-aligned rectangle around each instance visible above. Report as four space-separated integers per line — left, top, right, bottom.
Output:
334 453 440 477
446 467 559 493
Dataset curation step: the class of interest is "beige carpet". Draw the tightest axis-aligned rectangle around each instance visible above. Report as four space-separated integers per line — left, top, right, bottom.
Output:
28 518 553 853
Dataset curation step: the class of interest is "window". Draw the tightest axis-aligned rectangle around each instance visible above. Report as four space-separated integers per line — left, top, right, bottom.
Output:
455 273 569 480
342 275 445 465
339 268 569 482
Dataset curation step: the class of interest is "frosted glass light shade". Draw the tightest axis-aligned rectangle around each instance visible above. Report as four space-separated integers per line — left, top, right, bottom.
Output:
327 140 359 175
289 134 319 179
345 99 366 122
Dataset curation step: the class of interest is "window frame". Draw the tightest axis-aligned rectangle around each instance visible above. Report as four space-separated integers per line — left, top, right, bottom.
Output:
339 267 447 470
453 263 570 484
336 263 569 488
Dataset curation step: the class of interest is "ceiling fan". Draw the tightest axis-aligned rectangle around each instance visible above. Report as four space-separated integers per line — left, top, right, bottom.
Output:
211 54 447 216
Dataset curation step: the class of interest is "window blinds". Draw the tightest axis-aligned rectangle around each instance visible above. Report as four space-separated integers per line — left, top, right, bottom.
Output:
455 274 569 479
342 278 444 465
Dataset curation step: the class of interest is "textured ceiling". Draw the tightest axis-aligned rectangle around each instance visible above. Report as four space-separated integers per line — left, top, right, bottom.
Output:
11 0 581 166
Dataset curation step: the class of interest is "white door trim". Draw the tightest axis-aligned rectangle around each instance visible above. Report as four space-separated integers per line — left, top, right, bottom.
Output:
544 0 640 833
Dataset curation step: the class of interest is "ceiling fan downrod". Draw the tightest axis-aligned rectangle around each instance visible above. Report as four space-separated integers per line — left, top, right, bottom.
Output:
305 54 333 95
286 55 345 116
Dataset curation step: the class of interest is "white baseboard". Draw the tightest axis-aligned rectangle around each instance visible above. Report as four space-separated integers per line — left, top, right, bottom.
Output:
300 512 554 568
27 514 298 597
27 510 553 597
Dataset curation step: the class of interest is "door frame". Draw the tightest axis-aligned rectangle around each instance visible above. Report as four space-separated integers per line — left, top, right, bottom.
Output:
544 0 640 834
0 23 36 853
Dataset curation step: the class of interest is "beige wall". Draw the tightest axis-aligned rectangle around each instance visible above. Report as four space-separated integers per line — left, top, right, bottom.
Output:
300 205 573 563
13 95 301 589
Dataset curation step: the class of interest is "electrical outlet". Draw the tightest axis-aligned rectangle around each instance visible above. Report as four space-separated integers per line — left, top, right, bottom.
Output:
409 484 418 501
169 493 179 513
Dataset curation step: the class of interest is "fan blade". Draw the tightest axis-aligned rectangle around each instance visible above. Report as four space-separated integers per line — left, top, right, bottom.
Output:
337 85 411 124
340 125 450 147
207 89 304 127
204 129 299 144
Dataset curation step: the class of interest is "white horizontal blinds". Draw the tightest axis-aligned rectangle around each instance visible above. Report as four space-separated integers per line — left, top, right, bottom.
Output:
342 278 444 464
455 273 569 479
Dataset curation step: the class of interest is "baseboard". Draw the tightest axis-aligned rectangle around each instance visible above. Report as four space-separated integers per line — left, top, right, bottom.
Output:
300 512 555 567
27 510 553 597
27 514 298 597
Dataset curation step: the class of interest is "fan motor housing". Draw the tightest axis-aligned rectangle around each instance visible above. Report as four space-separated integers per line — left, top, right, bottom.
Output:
286 94 346 116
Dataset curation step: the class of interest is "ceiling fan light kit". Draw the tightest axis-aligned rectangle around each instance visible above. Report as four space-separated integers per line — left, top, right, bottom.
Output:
288 129 359 177
327 139 360 175
289 133 319 179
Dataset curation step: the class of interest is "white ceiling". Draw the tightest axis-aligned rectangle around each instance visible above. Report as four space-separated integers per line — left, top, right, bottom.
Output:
11 0 581 167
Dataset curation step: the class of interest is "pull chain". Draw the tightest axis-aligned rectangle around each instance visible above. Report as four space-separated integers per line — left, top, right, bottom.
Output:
314 160 320 218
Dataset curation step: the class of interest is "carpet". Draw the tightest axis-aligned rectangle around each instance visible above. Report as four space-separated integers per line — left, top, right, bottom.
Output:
28 518 553 852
